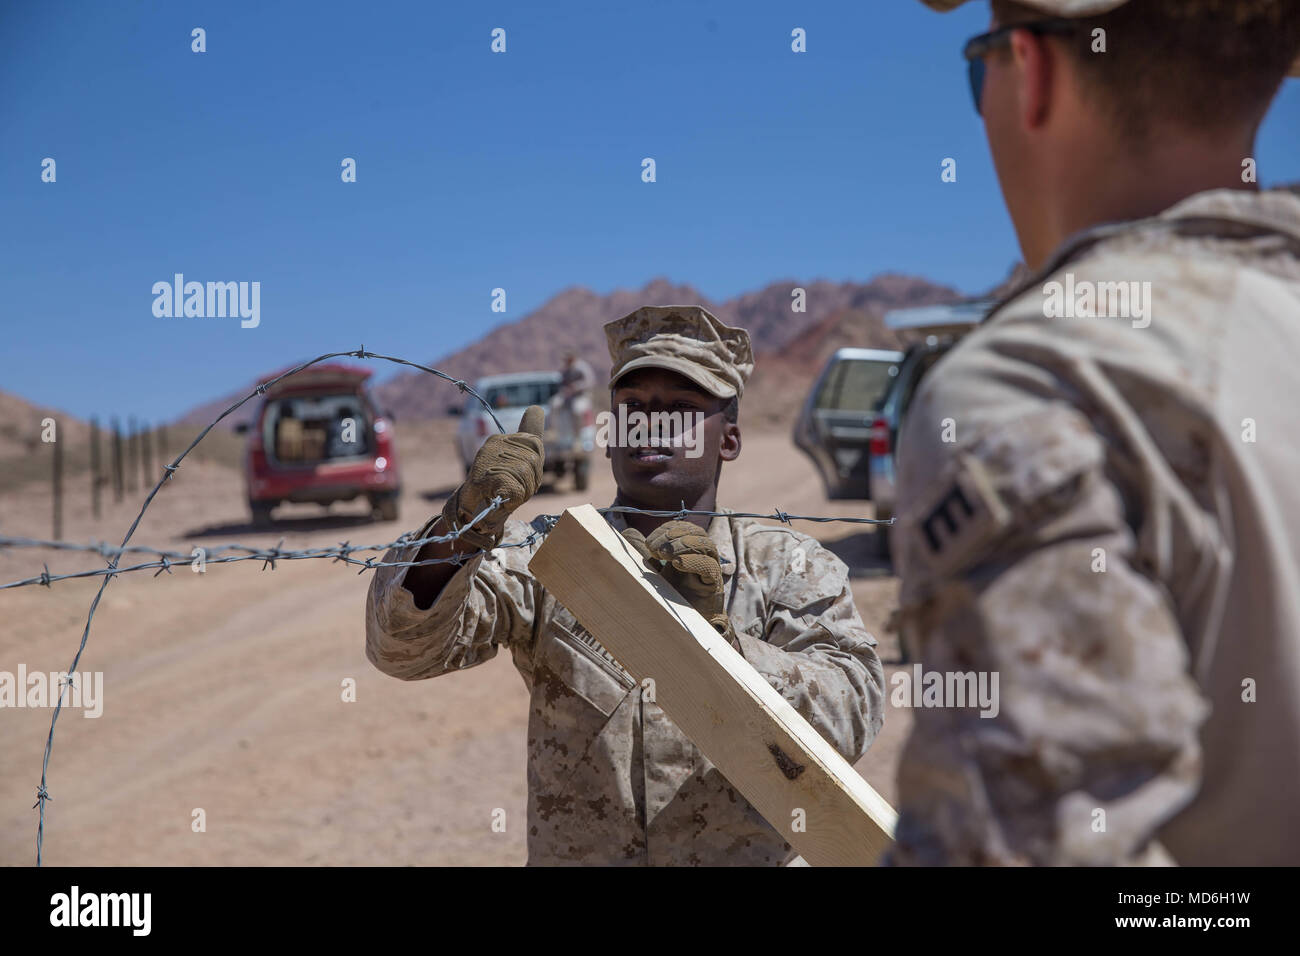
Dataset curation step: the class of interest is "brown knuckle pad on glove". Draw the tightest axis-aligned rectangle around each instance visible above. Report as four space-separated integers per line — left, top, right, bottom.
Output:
668 552 723 592
645 520 713 556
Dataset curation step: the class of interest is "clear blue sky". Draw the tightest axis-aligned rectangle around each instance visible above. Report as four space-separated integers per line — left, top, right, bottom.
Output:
3 0 1298 424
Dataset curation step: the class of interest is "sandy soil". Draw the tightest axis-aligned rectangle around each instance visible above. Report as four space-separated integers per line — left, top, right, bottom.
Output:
0 422 907 866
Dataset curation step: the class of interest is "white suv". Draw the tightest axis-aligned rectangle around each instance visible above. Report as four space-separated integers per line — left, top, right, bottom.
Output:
454 370 596 491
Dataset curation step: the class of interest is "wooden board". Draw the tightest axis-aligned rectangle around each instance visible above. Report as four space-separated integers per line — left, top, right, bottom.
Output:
528 504 897 866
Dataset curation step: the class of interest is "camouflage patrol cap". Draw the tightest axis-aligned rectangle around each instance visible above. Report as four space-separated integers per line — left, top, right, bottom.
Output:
605 305 754 400
918 0 1300 76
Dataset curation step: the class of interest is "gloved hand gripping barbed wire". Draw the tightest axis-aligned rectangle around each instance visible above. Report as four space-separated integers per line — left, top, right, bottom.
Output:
438 404 546 552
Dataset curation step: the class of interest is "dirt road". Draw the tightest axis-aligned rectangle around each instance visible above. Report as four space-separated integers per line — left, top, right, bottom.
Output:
0 423 907 865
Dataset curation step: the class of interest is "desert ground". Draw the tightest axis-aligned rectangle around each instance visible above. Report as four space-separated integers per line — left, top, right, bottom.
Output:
0 419 906 866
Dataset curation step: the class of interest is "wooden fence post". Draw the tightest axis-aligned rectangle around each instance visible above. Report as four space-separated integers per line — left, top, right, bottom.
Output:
141 423 152 489
111 417 123 503
52 423 63 540
126 416 137 494
90 417 102 519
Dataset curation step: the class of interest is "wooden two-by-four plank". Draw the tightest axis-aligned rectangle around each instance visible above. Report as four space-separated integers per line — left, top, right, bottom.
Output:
528 504 897 866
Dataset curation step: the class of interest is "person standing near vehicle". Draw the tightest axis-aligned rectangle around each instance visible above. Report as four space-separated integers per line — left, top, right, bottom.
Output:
890 0 1300 865
549 351 596 455
558 351 595 400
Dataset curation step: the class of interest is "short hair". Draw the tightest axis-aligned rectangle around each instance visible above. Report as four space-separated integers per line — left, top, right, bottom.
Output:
991 0 1300 141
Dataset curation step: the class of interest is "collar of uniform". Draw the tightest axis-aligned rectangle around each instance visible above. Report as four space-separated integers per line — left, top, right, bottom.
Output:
984 186 1300 323
1157 187 1300 244
602 506 737 578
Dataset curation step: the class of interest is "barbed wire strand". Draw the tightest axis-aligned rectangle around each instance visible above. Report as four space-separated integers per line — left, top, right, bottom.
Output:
0 508 889 590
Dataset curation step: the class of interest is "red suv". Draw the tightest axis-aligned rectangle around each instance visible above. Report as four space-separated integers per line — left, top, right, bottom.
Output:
236 363 401 526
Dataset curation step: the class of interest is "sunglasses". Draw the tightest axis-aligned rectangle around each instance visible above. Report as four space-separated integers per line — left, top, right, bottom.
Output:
963 18 1077 116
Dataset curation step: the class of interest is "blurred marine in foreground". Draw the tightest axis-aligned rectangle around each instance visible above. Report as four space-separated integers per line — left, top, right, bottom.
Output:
891 0 1300 864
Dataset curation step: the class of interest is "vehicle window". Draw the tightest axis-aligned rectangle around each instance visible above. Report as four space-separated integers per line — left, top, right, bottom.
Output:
900 350 947 414
815 360 896 412
813 362 845 410
482 381 560 409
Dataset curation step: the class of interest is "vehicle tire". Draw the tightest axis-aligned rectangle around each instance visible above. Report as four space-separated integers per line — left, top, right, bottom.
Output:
372 494 399 522
251 501 274 528
573 458 590 492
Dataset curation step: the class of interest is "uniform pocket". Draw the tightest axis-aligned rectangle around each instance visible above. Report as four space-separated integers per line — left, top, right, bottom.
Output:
536 621 636 718
767 545 845 615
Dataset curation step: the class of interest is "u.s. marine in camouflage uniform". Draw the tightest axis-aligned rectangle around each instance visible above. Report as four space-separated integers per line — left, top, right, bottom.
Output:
891 0 1300 865
366 306 885 865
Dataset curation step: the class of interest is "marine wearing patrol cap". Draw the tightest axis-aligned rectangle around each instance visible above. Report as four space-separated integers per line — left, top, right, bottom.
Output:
604 305 754 400
367 312 883 867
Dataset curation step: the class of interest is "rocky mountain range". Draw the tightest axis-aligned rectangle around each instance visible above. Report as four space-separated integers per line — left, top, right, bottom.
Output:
168 273 971 431
369 273 967 425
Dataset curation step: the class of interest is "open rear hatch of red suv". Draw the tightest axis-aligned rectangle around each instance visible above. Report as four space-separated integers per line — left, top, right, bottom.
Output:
243 363 400 524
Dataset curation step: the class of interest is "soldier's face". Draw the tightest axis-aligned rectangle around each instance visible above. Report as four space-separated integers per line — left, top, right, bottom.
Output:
606 368 740 509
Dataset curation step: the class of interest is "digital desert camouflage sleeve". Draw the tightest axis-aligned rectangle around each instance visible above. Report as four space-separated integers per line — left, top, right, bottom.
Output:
732 527 886 765
364 517 543 680
886 331 1209 866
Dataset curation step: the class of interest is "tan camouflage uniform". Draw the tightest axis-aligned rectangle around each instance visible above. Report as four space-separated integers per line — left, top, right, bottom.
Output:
366 508 885 865
890 188 1300 866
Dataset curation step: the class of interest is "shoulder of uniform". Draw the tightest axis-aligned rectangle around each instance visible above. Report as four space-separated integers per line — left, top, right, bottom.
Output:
728 516 850 593
729 515 820 549
896 379 1106 587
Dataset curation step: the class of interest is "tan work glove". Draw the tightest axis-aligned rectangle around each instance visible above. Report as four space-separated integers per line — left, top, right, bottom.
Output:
622 521 739 649
441 405 545 551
